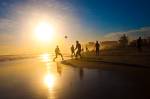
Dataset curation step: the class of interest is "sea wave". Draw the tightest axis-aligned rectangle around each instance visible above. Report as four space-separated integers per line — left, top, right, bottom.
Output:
0 53 70 62
0 55 37 62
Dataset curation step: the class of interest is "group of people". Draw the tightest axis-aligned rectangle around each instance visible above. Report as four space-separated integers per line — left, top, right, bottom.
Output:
53 36 143 61
53 40 83 61
53 40 100 61
70 41 82 58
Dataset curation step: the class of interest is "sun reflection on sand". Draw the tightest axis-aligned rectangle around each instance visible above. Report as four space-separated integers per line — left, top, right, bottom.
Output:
44 73 56 88
41 53 57 99
44 72 57 99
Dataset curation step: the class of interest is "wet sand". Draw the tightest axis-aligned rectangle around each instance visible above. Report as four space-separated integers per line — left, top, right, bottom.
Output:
0 54 150 99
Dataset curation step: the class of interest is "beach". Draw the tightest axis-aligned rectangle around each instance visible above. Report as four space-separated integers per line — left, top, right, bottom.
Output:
0 53 150 99
62 48 150 69
0 0 150 99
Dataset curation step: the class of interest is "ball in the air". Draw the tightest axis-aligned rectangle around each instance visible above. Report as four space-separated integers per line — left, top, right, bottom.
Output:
64 35 68 39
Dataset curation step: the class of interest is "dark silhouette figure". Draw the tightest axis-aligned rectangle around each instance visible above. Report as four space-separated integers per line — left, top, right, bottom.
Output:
53 45 64 61
95 41 100 56
79 68 84 80
71 45 75 57
137 37 142 52
86 46 89 52
75 41 82 58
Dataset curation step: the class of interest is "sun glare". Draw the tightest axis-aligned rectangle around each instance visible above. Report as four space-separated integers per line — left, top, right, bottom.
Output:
35 21 54 42
44 74 56 88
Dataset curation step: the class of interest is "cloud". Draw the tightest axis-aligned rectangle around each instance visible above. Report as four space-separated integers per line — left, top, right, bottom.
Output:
103 27 150 41
0 17 20 46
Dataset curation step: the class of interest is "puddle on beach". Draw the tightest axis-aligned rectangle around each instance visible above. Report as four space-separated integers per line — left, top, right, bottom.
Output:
0 54 150 99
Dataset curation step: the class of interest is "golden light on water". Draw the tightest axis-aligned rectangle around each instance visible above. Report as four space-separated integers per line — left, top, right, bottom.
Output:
40 53 57 89
44 74 56 88
41 53 51 62
34 21 55 42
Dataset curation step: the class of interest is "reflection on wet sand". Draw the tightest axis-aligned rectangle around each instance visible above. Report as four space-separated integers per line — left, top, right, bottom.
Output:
56 62 63 76
79 68 84 80
44 73 56 88
39 55 150 99
41 53 57 99
0 53 150 99
29 54 149 99
44 72 56 99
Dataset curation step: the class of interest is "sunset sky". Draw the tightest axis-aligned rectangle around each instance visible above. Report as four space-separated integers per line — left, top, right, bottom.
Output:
0 0 150 55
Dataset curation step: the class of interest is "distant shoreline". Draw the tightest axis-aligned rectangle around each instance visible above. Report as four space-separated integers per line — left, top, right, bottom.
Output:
0 55 37 62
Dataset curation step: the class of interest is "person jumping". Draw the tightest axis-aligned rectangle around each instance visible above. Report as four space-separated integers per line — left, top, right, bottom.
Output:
53 45 64 61
71 45 75 57
75 41 82 58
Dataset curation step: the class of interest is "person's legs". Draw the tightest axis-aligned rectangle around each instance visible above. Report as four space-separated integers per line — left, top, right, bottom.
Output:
58 53 64 60
97 50 100 56
96 48 100 56
96 50 98 56
53 53 58 61
61 54 64 60
75 51 78 57
71 51 75 58
76 50 79 58
79 50 82 58
73 51 75 56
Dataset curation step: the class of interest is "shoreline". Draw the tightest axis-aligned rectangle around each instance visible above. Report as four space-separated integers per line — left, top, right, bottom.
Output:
61 55 150 70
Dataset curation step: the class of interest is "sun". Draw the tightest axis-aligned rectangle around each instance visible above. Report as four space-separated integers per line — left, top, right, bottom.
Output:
34 21 54 42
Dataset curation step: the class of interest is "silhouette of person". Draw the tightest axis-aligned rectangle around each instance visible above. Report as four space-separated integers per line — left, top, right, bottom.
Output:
137 37 142 52
71 45 75 57
53 45 64 61
75 41 82 58
86 46 89 52
95 41 100 56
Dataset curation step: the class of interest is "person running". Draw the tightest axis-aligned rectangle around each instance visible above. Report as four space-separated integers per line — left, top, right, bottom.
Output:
53 45 64 61
71 45 75 57
95 41 100 56
137 37 142 52
75 41 82 58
